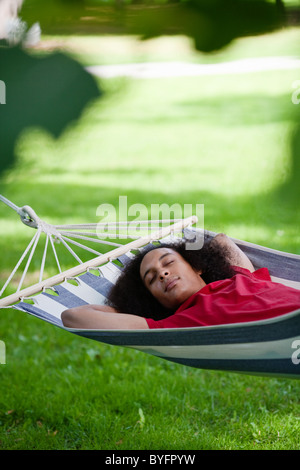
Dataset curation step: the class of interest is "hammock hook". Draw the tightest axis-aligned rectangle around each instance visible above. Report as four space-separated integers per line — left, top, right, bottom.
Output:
19 205 61 239
19 205 40 229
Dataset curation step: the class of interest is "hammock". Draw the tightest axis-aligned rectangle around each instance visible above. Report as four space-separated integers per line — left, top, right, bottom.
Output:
1 195 300 379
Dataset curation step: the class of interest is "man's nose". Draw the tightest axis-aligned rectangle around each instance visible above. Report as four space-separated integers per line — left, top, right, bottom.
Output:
159 270 169 281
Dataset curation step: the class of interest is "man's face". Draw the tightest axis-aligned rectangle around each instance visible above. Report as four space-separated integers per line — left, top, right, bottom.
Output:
140 247 206 310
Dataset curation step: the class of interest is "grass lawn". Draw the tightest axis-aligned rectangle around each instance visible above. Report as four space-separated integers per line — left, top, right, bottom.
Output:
0 29 300 450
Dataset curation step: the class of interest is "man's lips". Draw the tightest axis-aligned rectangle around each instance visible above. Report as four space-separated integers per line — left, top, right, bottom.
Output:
164 277 179 292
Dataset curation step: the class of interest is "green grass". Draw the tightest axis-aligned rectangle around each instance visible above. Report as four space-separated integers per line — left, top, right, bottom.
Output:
0 30 300 450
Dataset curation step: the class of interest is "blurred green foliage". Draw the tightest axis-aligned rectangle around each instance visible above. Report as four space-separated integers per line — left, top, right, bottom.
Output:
0 47 101 176
21 0 286 51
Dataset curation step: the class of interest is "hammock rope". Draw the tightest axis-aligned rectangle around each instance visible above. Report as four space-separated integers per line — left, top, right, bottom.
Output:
0 194 196 305
1 195 300 379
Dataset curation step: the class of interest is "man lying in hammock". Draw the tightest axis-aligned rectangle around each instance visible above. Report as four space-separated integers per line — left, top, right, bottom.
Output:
61 233 300 330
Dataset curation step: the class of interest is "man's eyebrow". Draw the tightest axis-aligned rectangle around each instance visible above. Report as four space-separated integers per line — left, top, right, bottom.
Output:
143 252 172 281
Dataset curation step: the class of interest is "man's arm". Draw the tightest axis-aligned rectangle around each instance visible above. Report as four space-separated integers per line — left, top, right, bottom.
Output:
61 304 149 330
211 233 255 272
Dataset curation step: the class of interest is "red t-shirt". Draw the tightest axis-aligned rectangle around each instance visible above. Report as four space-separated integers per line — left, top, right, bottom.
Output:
145 266 300 329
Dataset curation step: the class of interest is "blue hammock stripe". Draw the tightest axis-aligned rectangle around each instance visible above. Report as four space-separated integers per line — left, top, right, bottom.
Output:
12 232 300 379
69 309 300 378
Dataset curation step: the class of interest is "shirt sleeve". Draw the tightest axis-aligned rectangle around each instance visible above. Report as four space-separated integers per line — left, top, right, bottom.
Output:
145 317 168 329
145 314 188 329
145 305 207 329
231 265 271 281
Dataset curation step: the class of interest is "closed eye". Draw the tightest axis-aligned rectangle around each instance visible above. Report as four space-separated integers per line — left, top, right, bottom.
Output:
149 274 156 285
148 260 174 285
164 260 174 266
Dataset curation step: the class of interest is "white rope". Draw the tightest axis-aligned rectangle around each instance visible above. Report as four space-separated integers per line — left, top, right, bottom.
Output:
57 230 122 245
0 194 23 215
55 223 100 230
49 235 62 273
39 233 49 283
17 227 42 292
0 230 40 297
59 235 102 257
58 237 83 264
54 220 182 230
58 231 123 247
96 233 141 240
58 230 101 238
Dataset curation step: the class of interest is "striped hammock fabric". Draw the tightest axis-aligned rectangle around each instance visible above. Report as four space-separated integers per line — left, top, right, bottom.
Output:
10 230 300 380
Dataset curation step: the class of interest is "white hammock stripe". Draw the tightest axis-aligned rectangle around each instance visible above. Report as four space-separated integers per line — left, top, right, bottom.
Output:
27 293 67 319
99 263 123 284
59 278 107 305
